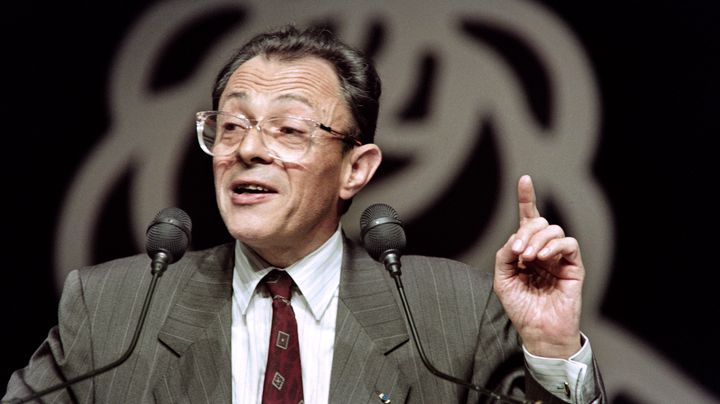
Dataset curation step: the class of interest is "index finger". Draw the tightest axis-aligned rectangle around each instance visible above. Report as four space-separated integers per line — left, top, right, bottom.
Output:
517 174 540 223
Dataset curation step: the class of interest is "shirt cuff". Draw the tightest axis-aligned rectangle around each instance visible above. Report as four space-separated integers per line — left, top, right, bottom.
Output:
523 332 597 403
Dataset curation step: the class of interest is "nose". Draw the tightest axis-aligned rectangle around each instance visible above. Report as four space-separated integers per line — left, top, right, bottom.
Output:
235 124 273 165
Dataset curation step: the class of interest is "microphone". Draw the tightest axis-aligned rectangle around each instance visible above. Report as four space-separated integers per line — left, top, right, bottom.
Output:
360 203 538 404
146 207 192 275
360 203 406 277
8 208 192 404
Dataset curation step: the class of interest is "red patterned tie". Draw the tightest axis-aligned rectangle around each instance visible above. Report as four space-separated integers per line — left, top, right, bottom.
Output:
262 270 304 404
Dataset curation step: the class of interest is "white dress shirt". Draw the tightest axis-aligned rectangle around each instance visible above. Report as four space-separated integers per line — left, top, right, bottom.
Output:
230 226 595 404
524 333 597 403
231 227 342 404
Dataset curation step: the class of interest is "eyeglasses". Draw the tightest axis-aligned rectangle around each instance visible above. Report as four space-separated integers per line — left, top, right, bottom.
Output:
195 111 361 162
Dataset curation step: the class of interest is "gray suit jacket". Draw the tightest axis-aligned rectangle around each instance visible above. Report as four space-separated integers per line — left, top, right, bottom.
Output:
4 239 603 403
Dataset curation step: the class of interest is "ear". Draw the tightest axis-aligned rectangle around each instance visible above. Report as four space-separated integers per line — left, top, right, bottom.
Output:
339 144 382 201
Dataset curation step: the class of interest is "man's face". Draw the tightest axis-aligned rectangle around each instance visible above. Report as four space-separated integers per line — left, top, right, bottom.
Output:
213 55 353 266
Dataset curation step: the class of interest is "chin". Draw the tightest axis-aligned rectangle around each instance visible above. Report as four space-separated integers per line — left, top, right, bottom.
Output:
225 214 278 244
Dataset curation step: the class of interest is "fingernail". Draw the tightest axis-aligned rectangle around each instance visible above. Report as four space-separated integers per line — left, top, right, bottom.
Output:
538 247 550 257
524 246 535 256
512 239 523 252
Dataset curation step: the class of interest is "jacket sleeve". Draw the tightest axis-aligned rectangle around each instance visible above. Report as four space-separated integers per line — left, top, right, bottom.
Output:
466 287 605 404
3 269 95 403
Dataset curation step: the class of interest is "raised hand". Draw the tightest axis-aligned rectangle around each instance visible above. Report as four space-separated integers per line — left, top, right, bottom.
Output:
494 175 584 359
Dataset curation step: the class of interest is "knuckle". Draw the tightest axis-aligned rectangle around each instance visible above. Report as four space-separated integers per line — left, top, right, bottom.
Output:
548 224 565 236
530 217 549 228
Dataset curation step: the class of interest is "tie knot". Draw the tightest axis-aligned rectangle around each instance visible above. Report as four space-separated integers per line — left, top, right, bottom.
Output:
263 270 293 301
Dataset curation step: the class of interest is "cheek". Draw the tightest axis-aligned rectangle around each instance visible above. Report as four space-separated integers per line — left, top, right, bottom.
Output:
212 158 232 180
212 159 233 199
295 162 344 206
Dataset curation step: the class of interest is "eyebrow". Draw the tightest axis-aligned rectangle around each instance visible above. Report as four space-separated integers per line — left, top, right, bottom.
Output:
224 91 247 101
275 93 315 109
224 91 315 109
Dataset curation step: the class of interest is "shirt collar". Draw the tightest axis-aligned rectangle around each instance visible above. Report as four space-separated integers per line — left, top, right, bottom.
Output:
232 225 343 320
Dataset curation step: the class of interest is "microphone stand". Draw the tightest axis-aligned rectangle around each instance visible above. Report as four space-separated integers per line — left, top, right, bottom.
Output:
383 256 540 404
6 253 170 404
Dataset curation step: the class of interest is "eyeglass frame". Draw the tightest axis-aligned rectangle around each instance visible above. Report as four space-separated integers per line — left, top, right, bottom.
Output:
195 110 362 159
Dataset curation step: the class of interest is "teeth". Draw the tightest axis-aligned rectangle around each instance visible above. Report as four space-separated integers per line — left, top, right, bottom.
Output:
235 184 271 193
245 184 269 191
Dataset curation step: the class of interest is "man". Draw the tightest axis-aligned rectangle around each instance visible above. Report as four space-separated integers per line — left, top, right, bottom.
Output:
4 26 604 403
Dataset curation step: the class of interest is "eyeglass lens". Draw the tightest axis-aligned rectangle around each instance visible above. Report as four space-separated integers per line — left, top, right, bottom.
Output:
198 113 317 162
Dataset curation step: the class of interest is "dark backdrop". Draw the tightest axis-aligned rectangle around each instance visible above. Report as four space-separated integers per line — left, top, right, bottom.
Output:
3 1 719 402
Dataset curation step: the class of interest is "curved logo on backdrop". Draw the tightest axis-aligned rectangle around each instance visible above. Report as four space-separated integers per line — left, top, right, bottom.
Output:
53 0 715 402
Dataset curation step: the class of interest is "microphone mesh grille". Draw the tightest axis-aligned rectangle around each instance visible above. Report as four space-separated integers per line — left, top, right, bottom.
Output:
145 207 192 264
360 203 407 262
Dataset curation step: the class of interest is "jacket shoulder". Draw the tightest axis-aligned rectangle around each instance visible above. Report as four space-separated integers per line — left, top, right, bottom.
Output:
401 254 493 283
75 243 233 279
67 243 234 307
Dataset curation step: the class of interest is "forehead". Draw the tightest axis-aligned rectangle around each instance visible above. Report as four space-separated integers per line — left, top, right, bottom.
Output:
219 55 344 110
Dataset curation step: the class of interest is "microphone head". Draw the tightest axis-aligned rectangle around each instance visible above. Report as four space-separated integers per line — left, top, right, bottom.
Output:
360 203 406 262
145 207 192 264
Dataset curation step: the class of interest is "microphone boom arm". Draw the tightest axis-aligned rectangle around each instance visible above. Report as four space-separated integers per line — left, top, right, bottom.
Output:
388 270 538 404
8 269 164 404
4 207 190 404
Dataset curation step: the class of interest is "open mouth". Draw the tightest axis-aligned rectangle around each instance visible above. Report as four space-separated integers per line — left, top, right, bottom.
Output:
233 183 275 195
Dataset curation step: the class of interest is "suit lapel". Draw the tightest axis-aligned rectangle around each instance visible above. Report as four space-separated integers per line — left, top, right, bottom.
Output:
329 239 411 404
155 243 234 403
152 239 412 403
